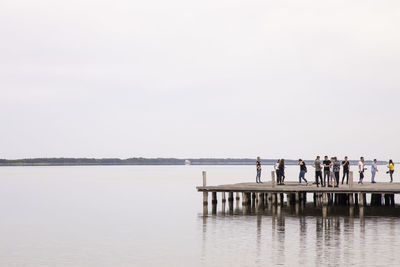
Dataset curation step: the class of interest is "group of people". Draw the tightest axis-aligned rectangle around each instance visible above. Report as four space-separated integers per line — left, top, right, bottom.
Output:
255 156 396 186
312 156 350 187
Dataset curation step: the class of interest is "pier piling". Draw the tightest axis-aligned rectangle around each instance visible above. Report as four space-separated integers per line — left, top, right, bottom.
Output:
349 171 353 188
322 193 327 206
349 194 354 206
212 192 217 205
203 192 208 206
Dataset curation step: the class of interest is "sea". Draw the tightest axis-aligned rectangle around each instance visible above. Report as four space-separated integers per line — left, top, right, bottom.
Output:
0 165 398 266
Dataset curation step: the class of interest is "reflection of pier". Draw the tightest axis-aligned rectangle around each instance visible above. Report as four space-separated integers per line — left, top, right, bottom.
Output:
198 171 399 217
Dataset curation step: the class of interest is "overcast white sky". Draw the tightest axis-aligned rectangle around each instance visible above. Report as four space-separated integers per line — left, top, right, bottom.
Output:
0 0 399 160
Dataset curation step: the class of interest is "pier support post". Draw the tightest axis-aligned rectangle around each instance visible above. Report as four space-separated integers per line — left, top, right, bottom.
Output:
228 192 234 212
202 171 207 187
287 193 291 205
212 192 217 205
359 193 364 206
384 194 393 206
295 192 300 203
221 193 226 214
236 192 240 201
303 192 307 204
349 171 353 188
242 192 246 206
256 193 264 209
349 194 354 206
277 193 282 205
228 192 234 202
203 192 208 205
272 193 276 205
211 192 218 214
322 193 327 206
271 171 276 188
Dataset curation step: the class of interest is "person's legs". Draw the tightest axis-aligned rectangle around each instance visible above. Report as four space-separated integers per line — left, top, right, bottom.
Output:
328 172 333 187
345 171 349 184
359 172 364 184
323 171 329 187
300 171 308 183
342 170 346 184
318 171 323 186
256 170 261 183
316 171 322 187
390 170 394 182
371 171 376 183
335 172 340 187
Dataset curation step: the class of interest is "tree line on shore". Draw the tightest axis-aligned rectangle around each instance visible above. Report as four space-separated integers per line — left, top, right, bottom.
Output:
0 158 389 166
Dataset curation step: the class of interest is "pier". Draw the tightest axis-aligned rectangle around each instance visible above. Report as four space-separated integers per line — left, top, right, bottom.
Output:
197 171 399 216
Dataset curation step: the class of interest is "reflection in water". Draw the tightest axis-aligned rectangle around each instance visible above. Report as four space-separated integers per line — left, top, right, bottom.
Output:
256 215 262 264
201 203 400 266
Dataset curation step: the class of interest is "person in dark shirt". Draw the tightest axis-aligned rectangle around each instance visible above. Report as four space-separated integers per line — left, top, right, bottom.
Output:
313 156 323 187
323 156 331 187
256 157 262 183
298 159 308 185
274 160 281 184
278 159 285 185
341 156 350 184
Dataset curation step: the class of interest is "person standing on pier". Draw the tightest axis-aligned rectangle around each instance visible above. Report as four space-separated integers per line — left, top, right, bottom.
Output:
328 157 335 187
387 160 395 183
341 156 350 184
333 157 341 187
274 160 281 184
371 159 378 183
358 157 366 184
313 156 323 187
323 156 331 187
256 157 262 183
298 159 308 185
278 159 285 185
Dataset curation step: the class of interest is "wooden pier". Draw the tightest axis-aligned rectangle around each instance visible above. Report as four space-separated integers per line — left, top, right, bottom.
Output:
197 171 399 216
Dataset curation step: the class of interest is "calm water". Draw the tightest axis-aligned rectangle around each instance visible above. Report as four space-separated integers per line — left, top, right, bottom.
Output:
0 165 399 266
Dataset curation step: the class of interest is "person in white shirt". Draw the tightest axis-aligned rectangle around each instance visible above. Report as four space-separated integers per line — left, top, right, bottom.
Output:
358 157 367 184
274 160 280 183
328 157 334 187
371 159 378 183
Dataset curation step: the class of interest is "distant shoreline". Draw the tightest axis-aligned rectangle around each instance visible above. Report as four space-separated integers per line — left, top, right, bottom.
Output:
0 158 391 166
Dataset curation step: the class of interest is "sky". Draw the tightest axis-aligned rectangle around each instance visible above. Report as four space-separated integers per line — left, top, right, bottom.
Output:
0 0 399 160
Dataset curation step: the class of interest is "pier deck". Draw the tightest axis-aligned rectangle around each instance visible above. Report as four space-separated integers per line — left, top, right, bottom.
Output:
197 181 400 194
197 171 399 213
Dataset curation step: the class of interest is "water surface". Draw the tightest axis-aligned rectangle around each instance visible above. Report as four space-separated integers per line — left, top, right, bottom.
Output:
0 165 398 266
